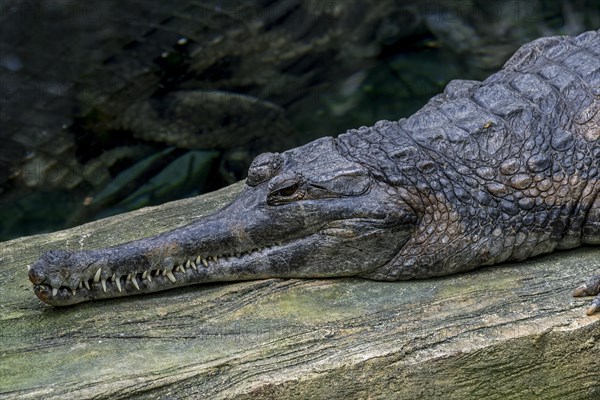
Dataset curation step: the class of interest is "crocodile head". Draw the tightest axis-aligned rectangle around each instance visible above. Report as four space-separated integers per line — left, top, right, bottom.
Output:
29 137 417 305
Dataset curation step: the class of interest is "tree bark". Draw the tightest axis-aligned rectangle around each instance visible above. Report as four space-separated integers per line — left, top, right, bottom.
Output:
0 182 598 399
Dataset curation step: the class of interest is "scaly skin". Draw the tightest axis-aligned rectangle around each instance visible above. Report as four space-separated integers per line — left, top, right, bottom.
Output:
29 30 600 313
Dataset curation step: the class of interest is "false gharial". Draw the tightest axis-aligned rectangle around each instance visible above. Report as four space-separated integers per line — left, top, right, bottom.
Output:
29 30 600 314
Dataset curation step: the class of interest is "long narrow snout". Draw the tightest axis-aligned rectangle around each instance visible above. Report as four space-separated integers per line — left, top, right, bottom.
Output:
29 188 289 305
29 183 411 306
29 138 417 306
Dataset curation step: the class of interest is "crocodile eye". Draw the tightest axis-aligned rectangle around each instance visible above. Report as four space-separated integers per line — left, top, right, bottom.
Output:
274 182 299 197
267 175 302 205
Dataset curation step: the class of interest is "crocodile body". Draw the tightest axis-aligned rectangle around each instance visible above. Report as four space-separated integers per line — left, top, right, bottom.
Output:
29 30 600 313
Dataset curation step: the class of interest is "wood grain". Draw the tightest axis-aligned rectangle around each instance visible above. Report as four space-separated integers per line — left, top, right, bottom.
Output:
0 182 598 399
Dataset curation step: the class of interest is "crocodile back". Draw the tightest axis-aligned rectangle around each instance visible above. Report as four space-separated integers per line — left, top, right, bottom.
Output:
338 30 599 278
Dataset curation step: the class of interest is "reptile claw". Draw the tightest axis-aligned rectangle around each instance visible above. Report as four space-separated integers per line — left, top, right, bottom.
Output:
573 275 600 298
573 275 600 315
573 284 590 297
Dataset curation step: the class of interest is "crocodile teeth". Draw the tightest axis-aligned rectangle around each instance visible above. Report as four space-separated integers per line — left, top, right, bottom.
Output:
27 264 31 271
132 276 140 290
72 288 76 296
111 273 117 282
202 258 208 267
52 288 58 297
79 280 83 289
146 271 152 282
101 279 107 293
127 274 132 281
84 280 91 290
142 271 147 279
94 268 102 283
116 278 122 292
166 271 177 283
155 270 161 276
195 256 201 265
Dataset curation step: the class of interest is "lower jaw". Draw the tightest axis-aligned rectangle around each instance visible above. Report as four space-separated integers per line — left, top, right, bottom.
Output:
34 231 363 306
33 245 289 305
34 233 318 306
34 265 215 306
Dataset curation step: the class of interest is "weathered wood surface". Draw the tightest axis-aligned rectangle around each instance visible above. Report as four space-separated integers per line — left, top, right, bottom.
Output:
0 182 598 400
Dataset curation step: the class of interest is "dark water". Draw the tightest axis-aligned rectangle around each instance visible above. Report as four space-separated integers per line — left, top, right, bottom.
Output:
1 0 599 241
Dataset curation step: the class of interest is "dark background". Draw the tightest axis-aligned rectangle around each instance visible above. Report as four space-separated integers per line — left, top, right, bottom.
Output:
1 0 599 241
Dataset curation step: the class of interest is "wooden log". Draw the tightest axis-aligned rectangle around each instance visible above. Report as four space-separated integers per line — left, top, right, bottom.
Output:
0 182 598 399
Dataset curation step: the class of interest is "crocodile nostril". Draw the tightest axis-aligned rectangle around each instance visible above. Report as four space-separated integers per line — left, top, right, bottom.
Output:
28 262 44 285
59 267 71 280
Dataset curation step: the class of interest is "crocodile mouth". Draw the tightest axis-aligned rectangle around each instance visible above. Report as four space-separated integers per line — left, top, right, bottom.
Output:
30 241 285 305
29 215 399 306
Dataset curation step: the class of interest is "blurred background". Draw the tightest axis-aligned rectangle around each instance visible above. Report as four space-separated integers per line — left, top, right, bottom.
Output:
1 0 599 241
